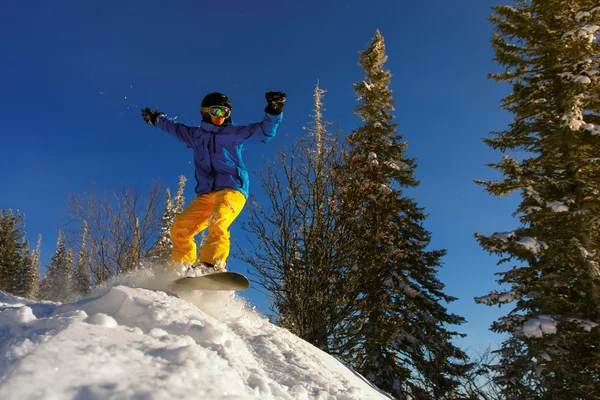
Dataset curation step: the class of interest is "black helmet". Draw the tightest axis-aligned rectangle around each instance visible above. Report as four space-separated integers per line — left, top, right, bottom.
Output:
201 92 232 109
200 92 232 123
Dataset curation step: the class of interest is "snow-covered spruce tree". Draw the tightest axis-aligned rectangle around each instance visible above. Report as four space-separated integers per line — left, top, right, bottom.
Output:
39 231 74 302
12 234 41 299
475 2 600 398
242 83 358 352
338 31 469 399
173 175 186 214
146 188 174 264
0 209 27 294
71 222 91 298
147 176 186 265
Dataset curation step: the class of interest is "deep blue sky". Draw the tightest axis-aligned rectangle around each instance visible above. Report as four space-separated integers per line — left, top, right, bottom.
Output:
1 0 517 352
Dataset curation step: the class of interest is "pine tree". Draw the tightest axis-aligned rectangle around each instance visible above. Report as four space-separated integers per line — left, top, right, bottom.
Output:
12 234 41 299
71 222 91 298
147 176 186 265
242 83 357 352
0 209 27 294
39 231 74 302
173 175 186 214
475 2 600 398
148 188 175 264
339 31 470 399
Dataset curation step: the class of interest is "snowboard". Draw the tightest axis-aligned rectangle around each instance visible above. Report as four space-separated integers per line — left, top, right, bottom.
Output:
172 271 250 291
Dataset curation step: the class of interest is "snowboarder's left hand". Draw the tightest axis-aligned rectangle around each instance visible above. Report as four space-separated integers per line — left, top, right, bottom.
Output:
265 92 286 115
141 108 165 125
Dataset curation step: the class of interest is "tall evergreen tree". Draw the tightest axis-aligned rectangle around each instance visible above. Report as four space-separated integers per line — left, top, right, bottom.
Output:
475 2 600 398
339 31 469 399
242 83 357 351
147 188 174 264
39 231 74 302
71 222 92 298
173 175 186 214
13 234 41 299
0 209 27 294
147 176 186 265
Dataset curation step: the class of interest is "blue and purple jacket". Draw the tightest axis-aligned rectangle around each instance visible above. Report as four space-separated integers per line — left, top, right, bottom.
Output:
156 113 282 198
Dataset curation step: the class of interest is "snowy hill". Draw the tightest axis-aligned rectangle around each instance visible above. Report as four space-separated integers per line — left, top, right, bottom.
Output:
0 270 393 399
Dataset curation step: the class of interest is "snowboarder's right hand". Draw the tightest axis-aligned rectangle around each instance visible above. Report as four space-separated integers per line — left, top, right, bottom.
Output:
141 108 165 125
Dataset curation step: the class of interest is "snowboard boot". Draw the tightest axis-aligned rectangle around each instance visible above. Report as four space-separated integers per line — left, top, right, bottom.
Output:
185 262 224 277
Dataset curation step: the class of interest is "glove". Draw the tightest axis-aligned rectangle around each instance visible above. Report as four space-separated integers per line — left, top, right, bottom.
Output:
264 91 286 115
141 108 165 125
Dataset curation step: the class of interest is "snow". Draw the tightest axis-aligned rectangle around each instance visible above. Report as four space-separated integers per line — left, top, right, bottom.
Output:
517 316 598 338
0 269 392 400
521 315 557 338
581 123 600 135
568 318 599 332
493 231 515 241
575 11 591 21
491 231 548 254
384 161 403 171
562 27 598 43
378 184 392 195
516 236 548 254
546 201 569 212
475 290 518 305
367 152 379 167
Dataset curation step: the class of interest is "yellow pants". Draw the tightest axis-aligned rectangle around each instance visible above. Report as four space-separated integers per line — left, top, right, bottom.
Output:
170 189 246 268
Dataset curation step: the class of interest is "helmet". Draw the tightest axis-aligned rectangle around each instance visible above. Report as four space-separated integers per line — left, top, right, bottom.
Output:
200 92 232 123
201 92 232 109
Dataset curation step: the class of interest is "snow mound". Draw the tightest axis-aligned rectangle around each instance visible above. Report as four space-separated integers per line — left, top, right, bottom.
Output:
0 272 391 399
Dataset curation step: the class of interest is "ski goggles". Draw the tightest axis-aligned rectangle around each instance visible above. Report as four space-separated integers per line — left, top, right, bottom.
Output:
201 105 231 119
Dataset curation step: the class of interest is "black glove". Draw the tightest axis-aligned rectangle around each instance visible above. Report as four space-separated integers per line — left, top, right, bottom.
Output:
265 91 286 115
141 108 165 125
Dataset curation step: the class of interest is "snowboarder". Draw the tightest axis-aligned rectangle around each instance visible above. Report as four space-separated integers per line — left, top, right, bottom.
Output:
142 91 286 276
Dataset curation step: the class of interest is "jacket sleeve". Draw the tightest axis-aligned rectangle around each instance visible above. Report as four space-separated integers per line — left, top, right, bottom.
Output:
155 116 195 147
233 112 283 143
